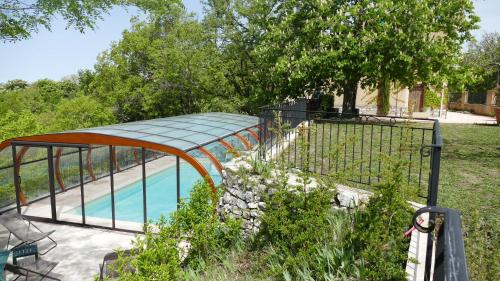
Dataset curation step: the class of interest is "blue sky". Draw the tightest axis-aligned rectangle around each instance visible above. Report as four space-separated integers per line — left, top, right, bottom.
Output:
1 0 499 83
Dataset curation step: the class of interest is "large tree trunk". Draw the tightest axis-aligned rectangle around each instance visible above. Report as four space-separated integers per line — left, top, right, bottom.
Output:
377 78 391 116
342 79 359 115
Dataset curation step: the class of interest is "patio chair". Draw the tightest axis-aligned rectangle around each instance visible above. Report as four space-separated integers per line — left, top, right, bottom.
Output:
0 213 57 255
0 250 10 281
4 258 60 281
99 249 133 280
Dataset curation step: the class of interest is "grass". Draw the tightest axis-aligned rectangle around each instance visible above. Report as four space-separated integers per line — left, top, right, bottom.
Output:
437 124 499 280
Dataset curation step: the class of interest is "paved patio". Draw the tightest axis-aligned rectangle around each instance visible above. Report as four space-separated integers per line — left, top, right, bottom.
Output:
437 110 496 124
1 221 136 280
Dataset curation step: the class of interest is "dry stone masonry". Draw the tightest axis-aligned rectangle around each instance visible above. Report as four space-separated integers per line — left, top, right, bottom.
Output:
217 155 373 236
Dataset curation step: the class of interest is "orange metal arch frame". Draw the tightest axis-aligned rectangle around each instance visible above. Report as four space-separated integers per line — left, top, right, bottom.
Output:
0 133 217 198
197 147 223 175
197 129 259 177
55 148 65 192
245 128 260 142
13 146 67 206
234 133 252 150
218 139 239 157
14 146 29 205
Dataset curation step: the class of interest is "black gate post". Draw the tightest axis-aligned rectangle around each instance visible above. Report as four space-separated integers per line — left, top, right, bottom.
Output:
109 145 116 228
11 145 21 214
78 147 86 224
424 120 443 280
142 148 147 224
47 146 57 221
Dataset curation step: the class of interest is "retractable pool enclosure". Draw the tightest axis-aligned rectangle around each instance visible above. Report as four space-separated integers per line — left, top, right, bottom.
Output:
0 113 259 231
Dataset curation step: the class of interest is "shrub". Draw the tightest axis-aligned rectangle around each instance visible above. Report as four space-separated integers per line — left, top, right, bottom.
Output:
351 160 413 280
424 88 442 110
114 181 241 280
258 184 348 280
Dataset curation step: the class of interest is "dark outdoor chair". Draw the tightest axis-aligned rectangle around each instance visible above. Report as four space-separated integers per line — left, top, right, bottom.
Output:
0 213 57 255
0 250 10 281
99 249 133 280
5 258 60 281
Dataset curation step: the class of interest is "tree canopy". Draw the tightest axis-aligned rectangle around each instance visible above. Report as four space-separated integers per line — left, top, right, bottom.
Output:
451 32 500 94
229 0 478 113
0 0 175 41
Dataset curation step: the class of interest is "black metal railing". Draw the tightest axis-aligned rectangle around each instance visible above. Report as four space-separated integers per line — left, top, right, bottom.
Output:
467 92 487 104
448 93 462 103
259 100 435 199
413 206 469 281
259 100 467 280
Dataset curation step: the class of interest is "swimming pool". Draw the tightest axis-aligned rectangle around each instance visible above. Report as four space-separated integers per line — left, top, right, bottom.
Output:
69 163 221 223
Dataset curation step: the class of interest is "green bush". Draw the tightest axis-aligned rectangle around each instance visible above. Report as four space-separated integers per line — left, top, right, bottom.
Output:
257 184 358 280
113 158 414 280
351 160 413 280
113 182 241 280
256 158 413 280
424 88 442 109
263 208 360 281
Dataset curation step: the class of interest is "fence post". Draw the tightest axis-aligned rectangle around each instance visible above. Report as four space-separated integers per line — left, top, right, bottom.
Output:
142 148 147 224
11 145 21 214
109 145 115 229
427 120 442 207
424 120 443 280
47 146 57 221
461 92 468 106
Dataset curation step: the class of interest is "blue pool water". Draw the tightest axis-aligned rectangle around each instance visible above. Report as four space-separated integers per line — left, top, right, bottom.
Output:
71 163 221 223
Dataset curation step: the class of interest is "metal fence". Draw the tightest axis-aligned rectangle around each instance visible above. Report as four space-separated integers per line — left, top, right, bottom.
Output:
467 92 487 104
259 100 435 200
259 100 467 280
413 206 469 281
449 92 462 103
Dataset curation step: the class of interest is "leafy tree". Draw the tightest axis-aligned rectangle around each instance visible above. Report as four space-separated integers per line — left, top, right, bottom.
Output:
226 0 478 114
0 110 44 141
453 32 500 94
0 79 80 114
33 79 79 108
49 95 116 131
0 0 177 41
88 2 240 121
2 79 28 91
201 0 276 112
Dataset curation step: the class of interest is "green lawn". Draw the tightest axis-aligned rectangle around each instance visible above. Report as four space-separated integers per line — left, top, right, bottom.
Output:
438 124 499 280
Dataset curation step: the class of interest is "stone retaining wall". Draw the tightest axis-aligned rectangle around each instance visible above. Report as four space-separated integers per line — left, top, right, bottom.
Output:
217 155 372 236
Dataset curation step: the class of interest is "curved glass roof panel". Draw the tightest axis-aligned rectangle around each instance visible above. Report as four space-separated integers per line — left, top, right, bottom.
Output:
62 112 259 152
204 142 233 163
240 130 258 146
224 135 246 151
